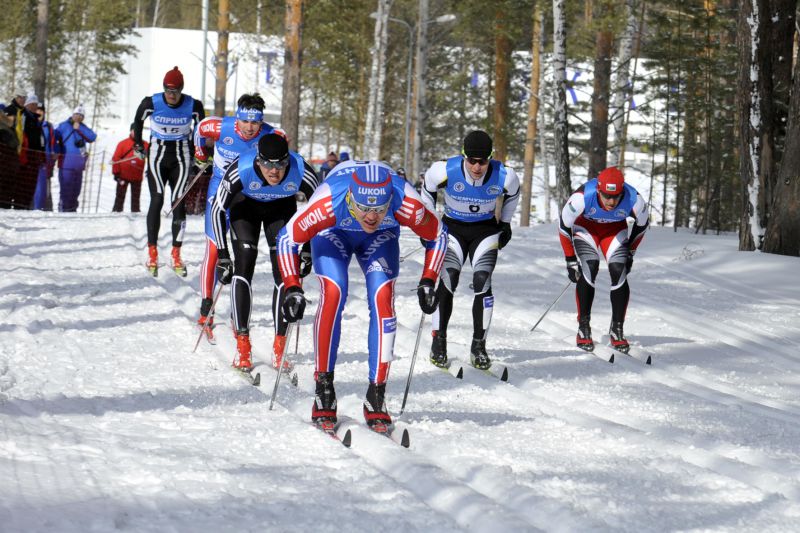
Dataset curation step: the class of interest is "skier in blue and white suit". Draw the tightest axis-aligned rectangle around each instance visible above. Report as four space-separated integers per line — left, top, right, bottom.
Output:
276 160 448 431
420 130 520 371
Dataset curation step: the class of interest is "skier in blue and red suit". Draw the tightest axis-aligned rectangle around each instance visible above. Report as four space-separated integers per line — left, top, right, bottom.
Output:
277 160 448 433
558 166 649 353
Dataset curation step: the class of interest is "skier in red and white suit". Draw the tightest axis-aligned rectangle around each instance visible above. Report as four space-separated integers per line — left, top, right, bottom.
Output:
558 166 649 353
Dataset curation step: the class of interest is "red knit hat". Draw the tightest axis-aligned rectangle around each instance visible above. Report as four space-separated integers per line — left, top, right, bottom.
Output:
597 166 624 196
163 66 184 90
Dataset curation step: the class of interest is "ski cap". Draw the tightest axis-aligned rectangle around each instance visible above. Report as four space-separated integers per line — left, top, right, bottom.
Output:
348 165 393 211
462 130 493 159
597 166 624 196
163 66 184 90
72 104 85 117
24 93 39 107
339 151 350 161
257 133 289 162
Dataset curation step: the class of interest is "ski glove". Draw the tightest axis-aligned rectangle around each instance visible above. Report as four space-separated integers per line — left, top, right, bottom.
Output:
282 286 306 323
417 278 438 314
133 143 146 160
566 257 582 283
626 250 635 274
498 221 512 249
216 249 234 285
299 242 313 278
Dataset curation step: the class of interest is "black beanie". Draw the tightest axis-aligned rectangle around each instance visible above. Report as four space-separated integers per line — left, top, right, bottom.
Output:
463 130 493 159
258 133 289 160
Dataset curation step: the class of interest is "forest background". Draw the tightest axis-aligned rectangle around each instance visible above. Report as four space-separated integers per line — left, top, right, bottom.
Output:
1 0 798 255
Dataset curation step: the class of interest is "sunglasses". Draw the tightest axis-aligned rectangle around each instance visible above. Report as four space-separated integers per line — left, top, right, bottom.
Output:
257 155 290 170
164 88 182 96
461 148 492 166
348 192 389 214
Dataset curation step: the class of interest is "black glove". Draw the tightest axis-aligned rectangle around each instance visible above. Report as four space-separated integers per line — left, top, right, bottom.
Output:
113 174 122 183
498 221 512 249
299 242 313 278
419 236 428 248
216 249 233 285
566 257 581 283
282 286 306 323
626 251 635 274
133 143 146 160
417 278 438 314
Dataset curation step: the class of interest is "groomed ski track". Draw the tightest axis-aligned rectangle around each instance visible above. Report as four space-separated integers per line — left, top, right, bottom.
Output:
1 212 800 531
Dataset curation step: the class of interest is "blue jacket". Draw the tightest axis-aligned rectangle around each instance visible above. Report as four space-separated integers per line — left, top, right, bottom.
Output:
56 119 97 170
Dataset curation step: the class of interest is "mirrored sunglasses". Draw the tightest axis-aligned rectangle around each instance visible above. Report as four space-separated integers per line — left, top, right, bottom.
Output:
257 155 290 170
164 88 182 96
348 193 389 214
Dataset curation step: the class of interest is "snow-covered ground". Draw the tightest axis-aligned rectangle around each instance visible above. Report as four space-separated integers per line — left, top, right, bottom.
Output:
1 210 799 532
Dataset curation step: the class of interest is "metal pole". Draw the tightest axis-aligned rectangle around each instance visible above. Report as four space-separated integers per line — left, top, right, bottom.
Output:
94 148 105 212
270 322 296 410
201 0 209 108
530 281 571 333
399 312 426 416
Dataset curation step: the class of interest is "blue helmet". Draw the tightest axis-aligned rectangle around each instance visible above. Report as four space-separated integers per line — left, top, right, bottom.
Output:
348 165 393 211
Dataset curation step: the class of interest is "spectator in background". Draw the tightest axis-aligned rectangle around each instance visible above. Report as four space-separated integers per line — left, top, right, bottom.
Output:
0 104 21 209
339 151 350 163
33 104 60 211
55 104 97 212
111 123 148 213
319 151 338 180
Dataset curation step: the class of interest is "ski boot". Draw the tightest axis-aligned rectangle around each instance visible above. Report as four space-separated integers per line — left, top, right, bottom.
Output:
197 298 215 343
171 246 187 277
312 371 337 430
609 321 629 354
469 338 491 370
429 331 448 368
363 382 392 433
232 332 253 371
577 316 594 352
272 334 294 372
146 244 158 276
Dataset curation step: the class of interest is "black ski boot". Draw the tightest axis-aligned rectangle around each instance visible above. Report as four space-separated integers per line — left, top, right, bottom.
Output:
577 316 594 351
609 321 629 353
312 371 337 428
363 382 392 433
470 338 491 370
430 331 448 368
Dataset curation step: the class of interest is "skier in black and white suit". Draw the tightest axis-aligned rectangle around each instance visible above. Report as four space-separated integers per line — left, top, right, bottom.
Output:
420 130 520 370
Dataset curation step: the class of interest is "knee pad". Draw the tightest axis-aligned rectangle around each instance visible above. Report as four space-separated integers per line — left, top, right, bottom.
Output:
472 270 492 294
584 259 600 283
608 261 627 288
440 267 460 294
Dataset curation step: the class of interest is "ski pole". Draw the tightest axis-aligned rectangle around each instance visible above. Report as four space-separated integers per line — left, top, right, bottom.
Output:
399 244 424 263
529 281 571 333
164 161 210 216
269 322 296 410
192 283 225 353
110 154 142 165
399 312 427 416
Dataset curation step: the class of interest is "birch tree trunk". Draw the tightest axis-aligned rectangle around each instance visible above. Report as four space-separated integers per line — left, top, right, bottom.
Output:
737 0 774 251
281 0 304 150
552 0 572 205
521 4 542 227
411 0 429 180
362 0 392 160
